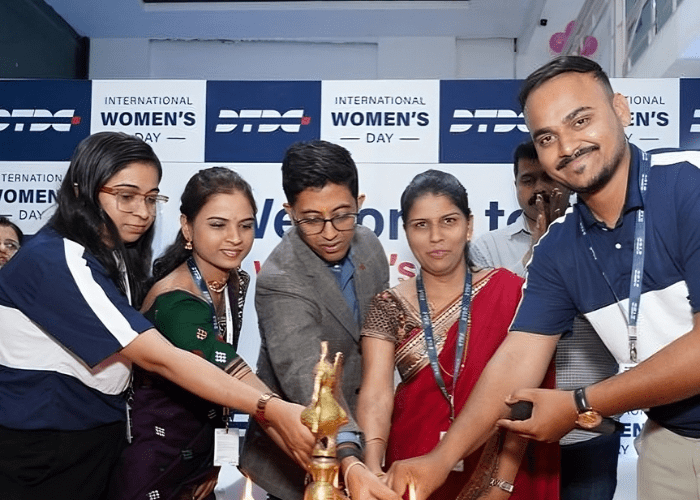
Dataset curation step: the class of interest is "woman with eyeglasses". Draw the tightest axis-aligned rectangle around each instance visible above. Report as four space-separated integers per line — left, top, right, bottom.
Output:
0 132 314 500
0 217 23 267
110 167 265 500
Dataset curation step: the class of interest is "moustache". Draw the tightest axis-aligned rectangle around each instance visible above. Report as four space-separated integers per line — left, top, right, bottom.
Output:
556 145 599 170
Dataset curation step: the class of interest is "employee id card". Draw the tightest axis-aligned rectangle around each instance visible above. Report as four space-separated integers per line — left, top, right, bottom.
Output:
214 429 239 466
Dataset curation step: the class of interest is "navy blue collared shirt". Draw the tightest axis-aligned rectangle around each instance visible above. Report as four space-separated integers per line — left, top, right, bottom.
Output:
511 143 700 436
328 254 359 324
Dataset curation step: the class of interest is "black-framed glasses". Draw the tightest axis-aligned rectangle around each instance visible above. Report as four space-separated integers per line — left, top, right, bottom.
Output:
293 213 358 235
100 186 169 216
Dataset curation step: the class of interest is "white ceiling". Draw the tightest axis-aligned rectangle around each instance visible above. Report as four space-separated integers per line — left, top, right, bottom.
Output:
43 0 547 42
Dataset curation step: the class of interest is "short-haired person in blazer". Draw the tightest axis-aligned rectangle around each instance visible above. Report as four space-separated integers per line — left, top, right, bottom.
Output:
240 140 396 500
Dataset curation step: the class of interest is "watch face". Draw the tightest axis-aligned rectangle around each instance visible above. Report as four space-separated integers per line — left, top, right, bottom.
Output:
577 410 603 429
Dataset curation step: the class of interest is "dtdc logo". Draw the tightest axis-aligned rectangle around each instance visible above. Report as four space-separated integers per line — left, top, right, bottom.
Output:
678 80 700 150
690 109 700 133
449 109 529 134
214 109 311 133
0 109 81 132
205 80 320 162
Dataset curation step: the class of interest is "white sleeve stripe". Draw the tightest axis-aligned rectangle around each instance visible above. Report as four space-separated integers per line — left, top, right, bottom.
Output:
0 306 132 395
651 150 700 168
63 239 139 347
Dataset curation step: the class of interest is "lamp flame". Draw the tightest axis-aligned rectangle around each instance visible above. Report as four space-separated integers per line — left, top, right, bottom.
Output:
408 482 416 500
241 476 254 500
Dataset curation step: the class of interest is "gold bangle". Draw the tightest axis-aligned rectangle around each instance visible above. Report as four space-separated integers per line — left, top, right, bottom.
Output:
375 472 386 478
254 392 279 426
343 460 367 488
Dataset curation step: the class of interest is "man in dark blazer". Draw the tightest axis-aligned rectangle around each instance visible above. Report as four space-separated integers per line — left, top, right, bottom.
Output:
240 140 392 500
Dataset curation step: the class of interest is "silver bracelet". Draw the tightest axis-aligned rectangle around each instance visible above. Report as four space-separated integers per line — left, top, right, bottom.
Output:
489 477 514 493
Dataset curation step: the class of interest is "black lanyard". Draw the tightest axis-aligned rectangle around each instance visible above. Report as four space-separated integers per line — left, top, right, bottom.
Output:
416 268 472 421
577 151 650 363
186 256 232 344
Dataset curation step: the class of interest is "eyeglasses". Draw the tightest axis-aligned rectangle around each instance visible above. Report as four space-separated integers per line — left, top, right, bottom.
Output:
0 239 19 254
100 186 169 216
293 213 358 235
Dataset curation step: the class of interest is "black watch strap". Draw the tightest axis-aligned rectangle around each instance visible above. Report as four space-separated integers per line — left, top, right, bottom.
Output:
573 387 591 413
508 396 622 435
572 387 624 434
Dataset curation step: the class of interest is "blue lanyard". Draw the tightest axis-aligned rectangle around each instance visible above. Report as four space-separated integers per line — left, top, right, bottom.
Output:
416 268 472 421
577 151 650 363
186 256 231 343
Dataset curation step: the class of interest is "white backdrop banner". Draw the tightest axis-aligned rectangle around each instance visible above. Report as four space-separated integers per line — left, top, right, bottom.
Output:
2 77 699 500
91 80 207 163
320 80 440 163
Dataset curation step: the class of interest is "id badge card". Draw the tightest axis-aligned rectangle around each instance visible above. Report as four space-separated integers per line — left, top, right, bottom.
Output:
618 362 637 374
214 429 239 466
125 401 133 444
440 431 464 472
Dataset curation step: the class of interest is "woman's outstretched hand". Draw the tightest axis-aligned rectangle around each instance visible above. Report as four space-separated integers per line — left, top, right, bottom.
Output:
385 452 451 500
264 399 316 468
344 458 401 500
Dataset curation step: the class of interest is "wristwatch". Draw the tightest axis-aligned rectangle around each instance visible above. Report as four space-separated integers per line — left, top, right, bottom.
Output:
255 392 280 425
573 387 603 430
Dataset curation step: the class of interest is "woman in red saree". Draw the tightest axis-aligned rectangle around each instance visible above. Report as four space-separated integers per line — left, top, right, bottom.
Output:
357 170 558 500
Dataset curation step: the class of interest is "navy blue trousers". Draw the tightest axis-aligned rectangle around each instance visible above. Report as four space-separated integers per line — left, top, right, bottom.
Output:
560 432 620 500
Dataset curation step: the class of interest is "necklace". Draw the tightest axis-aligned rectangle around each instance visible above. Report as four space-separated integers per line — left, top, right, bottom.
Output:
186 257 233 345
206 280 227 293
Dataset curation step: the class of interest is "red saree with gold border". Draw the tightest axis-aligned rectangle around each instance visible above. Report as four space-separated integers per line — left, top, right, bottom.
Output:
363 269 559 500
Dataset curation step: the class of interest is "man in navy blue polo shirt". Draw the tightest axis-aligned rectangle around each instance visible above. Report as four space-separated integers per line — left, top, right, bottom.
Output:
385 56 700 500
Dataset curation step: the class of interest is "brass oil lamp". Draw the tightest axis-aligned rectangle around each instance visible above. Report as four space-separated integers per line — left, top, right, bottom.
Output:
301 342 349 500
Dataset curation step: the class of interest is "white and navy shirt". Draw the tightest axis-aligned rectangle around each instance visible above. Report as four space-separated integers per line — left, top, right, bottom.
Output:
0 227 153 431
511 144 700 437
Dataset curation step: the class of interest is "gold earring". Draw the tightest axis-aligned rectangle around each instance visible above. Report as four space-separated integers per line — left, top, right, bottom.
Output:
184 240 193 250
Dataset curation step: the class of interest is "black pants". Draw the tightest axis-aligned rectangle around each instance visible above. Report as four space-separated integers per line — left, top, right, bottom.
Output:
560 432 620 500
0 422 126 500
